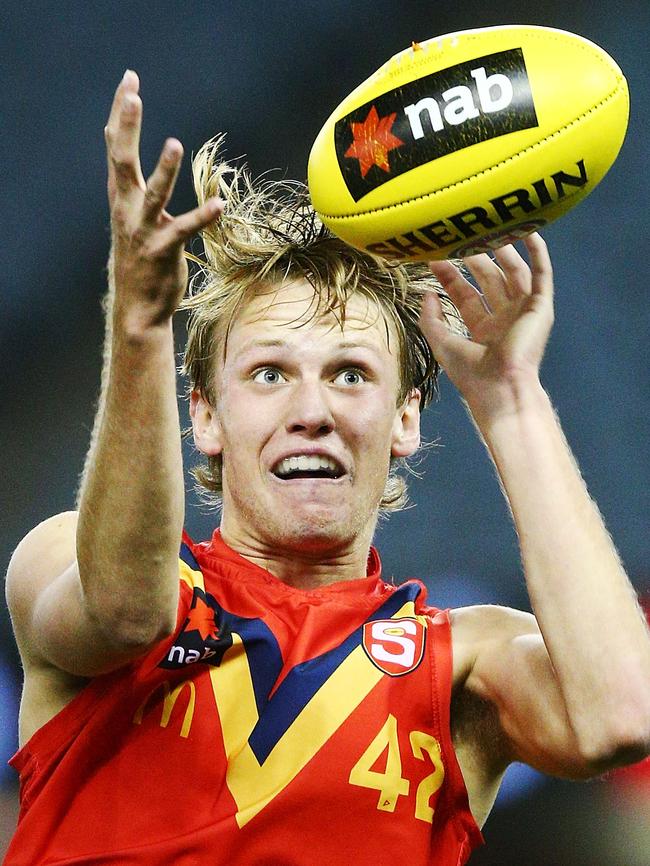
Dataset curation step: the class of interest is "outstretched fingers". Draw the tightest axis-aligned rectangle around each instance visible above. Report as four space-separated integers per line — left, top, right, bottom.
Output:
458 235 553 315
493 243 535 297
102 72 227 326
141 138 185 225
105 69 139 136
105 71 146 207
419 291 461 359
463 244 535 312
523 233 554 299
158 197 225 247
419 287 483 374
463 252 511 312
428 259 489 334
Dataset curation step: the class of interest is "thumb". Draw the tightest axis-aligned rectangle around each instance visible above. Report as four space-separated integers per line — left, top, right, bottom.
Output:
419 293 454 359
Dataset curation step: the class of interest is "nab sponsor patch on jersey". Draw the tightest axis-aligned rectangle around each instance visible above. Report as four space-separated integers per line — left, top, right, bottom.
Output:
335 48 538 202
362 617 426 676
159 587 233 669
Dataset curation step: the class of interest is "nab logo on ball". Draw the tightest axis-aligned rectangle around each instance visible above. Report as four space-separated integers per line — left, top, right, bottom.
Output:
336 48 538 202
362 617 426 676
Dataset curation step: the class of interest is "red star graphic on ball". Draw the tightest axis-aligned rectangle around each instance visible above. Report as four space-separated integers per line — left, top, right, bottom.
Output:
344 105 404 178
185 596 219 641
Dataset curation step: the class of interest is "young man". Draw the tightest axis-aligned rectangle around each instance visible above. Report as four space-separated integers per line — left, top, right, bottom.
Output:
4 70 650 865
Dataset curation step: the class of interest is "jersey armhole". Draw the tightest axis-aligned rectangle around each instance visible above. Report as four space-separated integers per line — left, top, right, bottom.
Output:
428 608 485 852
10 535 205 821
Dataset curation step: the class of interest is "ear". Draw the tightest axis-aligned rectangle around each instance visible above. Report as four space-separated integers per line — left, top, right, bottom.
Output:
390 389 421 458
189 390 224 456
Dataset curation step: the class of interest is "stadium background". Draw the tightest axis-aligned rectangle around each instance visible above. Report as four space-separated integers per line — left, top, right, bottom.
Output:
1 1 648 861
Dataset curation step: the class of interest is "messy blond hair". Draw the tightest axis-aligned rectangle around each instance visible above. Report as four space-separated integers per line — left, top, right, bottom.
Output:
181 137 461 512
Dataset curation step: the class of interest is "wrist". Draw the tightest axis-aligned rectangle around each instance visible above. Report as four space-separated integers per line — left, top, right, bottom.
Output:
464 367 548 430
472 384 562 477
112 304 176 345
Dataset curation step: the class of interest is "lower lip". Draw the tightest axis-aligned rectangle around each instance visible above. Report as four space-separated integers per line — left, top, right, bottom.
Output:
270 474 346 485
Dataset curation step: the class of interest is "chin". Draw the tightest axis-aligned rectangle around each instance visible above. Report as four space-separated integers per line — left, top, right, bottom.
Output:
225 480 380 556
274 513 354 551
263 502 373 557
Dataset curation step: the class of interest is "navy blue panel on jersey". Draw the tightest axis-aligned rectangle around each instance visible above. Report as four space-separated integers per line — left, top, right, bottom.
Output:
248 582 423 763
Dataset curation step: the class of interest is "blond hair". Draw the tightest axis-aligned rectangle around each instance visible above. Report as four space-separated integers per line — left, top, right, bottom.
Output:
181 136 461 511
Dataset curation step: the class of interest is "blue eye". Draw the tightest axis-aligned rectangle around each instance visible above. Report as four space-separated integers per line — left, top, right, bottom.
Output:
335 369 365 386
253 368 286 385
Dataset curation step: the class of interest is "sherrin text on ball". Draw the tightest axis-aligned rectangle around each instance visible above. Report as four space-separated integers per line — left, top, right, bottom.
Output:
308 25 629 260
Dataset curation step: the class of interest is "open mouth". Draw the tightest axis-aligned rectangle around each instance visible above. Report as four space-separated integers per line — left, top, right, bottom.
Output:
272 454 345 481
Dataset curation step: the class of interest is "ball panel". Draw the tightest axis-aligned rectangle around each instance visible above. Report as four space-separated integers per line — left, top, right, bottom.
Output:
309 26 624 218
308 24 629 260
317 79 628 261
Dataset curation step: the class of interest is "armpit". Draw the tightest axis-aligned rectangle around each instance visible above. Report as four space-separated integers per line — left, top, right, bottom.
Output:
450 685 510 826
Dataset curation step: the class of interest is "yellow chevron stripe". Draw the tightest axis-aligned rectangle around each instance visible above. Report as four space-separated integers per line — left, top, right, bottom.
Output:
209 600 418 827
179 558 205 592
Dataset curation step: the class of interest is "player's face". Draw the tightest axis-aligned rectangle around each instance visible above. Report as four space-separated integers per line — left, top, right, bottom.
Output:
191 280 421 557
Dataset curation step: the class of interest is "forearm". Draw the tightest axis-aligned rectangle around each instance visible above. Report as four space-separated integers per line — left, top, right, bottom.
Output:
476 376 650 759
72 68 222 650
76 287 183 646
77 253 116 502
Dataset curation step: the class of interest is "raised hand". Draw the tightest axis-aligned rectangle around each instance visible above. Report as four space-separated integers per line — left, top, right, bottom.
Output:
419 234 554 421
104 70 223 332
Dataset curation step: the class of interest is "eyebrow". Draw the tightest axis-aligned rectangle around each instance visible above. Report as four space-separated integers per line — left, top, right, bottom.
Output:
230 339 287 362
232 337 389 362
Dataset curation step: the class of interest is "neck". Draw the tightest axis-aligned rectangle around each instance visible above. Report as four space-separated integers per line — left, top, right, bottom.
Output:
219 520 376 590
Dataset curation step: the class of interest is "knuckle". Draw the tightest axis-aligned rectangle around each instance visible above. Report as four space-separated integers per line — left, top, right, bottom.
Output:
171 221 192 243
130 226 148 247
110 201 126 223
112 157 135 181
111 215 145 247
508 260 527 276
143 232 173 260
144 184 163 208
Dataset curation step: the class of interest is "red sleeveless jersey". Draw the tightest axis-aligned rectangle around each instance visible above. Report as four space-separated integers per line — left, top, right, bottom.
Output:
5 531 483 865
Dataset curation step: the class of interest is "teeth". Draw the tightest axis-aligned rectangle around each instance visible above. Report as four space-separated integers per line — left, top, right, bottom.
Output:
275 454 341 477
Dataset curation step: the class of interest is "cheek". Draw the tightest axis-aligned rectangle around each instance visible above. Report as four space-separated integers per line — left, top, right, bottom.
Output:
350 399 399 459
217 387 278 459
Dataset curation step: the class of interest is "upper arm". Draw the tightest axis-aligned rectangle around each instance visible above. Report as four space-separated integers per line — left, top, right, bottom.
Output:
452 605 597 780
6 511 175 678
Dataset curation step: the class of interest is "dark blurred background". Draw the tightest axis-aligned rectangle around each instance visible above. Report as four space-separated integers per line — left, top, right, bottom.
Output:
2 1 648 861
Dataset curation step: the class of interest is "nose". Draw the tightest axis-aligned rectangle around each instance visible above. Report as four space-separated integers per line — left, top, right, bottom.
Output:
285 379 335 436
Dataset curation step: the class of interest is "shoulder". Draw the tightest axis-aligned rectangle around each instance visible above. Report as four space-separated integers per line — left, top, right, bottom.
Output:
450 603 539 638
449 604 540 687
6 511 79 646
5 512 90 743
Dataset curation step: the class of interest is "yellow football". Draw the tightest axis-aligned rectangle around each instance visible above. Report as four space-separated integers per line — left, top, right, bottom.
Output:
308 25 629 261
